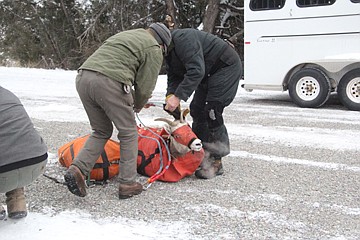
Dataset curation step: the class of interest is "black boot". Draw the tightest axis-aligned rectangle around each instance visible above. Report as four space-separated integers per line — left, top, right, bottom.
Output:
200 124 230 158
195 158 224 179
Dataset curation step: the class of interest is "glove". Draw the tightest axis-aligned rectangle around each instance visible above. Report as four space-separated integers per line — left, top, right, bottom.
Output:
163 104 181 120
163 104 191 120
164 94 190 120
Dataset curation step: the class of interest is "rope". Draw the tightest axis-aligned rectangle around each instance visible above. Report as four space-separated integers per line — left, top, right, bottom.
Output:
137 132 164 174
135 113 172 188
43 173 66 185
43 173 106 186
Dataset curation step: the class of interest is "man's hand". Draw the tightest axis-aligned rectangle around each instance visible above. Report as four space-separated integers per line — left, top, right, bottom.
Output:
165 94 180 112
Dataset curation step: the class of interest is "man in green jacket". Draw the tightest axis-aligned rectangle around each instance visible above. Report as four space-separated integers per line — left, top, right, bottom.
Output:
64 23 171 199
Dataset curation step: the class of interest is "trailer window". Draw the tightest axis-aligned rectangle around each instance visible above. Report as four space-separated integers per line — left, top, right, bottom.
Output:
250 0 286 10
297 0 335 7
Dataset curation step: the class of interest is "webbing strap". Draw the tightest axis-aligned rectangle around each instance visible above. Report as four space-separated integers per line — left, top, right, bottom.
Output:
70 144 75 160
137 148 160 176
135 114 172 186
92 150 110 180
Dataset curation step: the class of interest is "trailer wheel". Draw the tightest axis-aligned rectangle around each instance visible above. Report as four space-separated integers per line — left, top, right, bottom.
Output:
337 69 360 111
288 68 331 108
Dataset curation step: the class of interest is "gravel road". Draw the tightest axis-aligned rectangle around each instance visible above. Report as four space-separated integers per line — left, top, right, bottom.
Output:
1 89 359 240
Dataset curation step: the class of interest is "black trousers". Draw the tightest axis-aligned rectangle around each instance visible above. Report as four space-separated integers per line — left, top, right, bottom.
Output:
190 48 242 159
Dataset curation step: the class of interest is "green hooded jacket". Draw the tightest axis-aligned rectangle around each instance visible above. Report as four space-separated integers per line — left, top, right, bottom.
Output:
79 28 163 109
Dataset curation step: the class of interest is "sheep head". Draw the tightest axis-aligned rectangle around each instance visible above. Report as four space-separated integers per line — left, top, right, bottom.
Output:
155 109 202 157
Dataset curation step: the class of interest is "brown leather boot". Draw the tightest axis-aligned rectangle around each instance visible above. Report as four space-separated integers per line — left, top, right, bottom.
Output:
64 165 87 197
6 187 27 219
118 182 143 199
195 159 224 179
0 204 6 220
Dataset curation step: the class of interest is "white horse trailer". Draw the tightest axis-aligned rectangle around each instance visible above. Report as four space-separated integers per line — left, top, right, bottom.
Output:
243 0 360 111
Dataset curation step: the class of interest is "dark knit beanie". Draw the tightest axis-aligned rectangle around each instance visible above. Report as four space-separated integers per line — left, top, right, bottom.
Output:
149 22 172 54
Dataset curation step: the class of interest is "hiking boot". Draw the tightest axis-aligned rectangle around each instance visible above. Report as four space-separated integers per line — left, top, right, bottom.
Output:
0 204 6 220
6 187 27 219
195 159 224 179
118 182 143 199
64 165 87 197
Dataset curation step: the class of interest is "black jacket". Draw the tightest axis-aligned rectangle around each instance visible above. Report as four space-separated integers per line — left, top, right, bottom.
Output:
165 28 230 101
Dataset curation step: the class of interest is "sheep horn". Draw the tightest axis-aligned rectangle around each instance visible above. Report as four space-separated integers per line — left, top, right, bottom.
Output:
155 118 177 127
180 110 184 123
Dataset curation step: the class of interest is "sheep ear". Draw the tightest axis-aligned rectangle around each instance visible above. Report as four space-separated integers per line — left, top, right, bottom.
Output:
180 108 190 123
183 108 190 117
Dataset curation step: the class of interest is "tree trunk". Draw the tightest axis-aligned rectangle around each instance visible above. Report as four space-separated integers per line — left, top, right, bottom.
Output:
202 0 220 33
165 0 177 29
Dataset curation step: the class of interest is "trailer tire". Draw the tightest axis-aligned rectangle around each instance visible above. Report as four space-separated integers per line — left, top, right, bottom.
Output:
288 68 331 108
337 69 360 111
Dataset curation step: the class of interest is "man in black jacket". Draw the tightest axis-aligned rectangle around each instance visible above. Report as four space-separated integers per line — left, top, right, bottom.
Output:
164 28 242 179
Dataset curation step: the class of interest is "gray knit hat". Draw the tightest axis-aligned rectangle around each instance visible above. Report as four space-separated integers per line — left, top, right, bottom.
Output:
149 22 172 55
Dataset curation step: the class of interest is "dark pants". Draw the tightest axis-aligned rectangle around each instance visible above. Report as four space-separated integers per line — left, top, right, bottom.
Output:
190 47 242 160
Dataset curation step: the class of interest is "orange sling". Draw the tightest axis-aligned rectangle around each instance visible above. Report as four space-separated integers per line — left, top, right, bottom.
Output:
58 135 120 181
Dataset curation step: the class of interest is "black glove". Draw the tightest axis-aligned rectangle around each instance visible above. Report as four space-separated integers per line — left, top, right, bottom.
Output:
163 104 181 120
